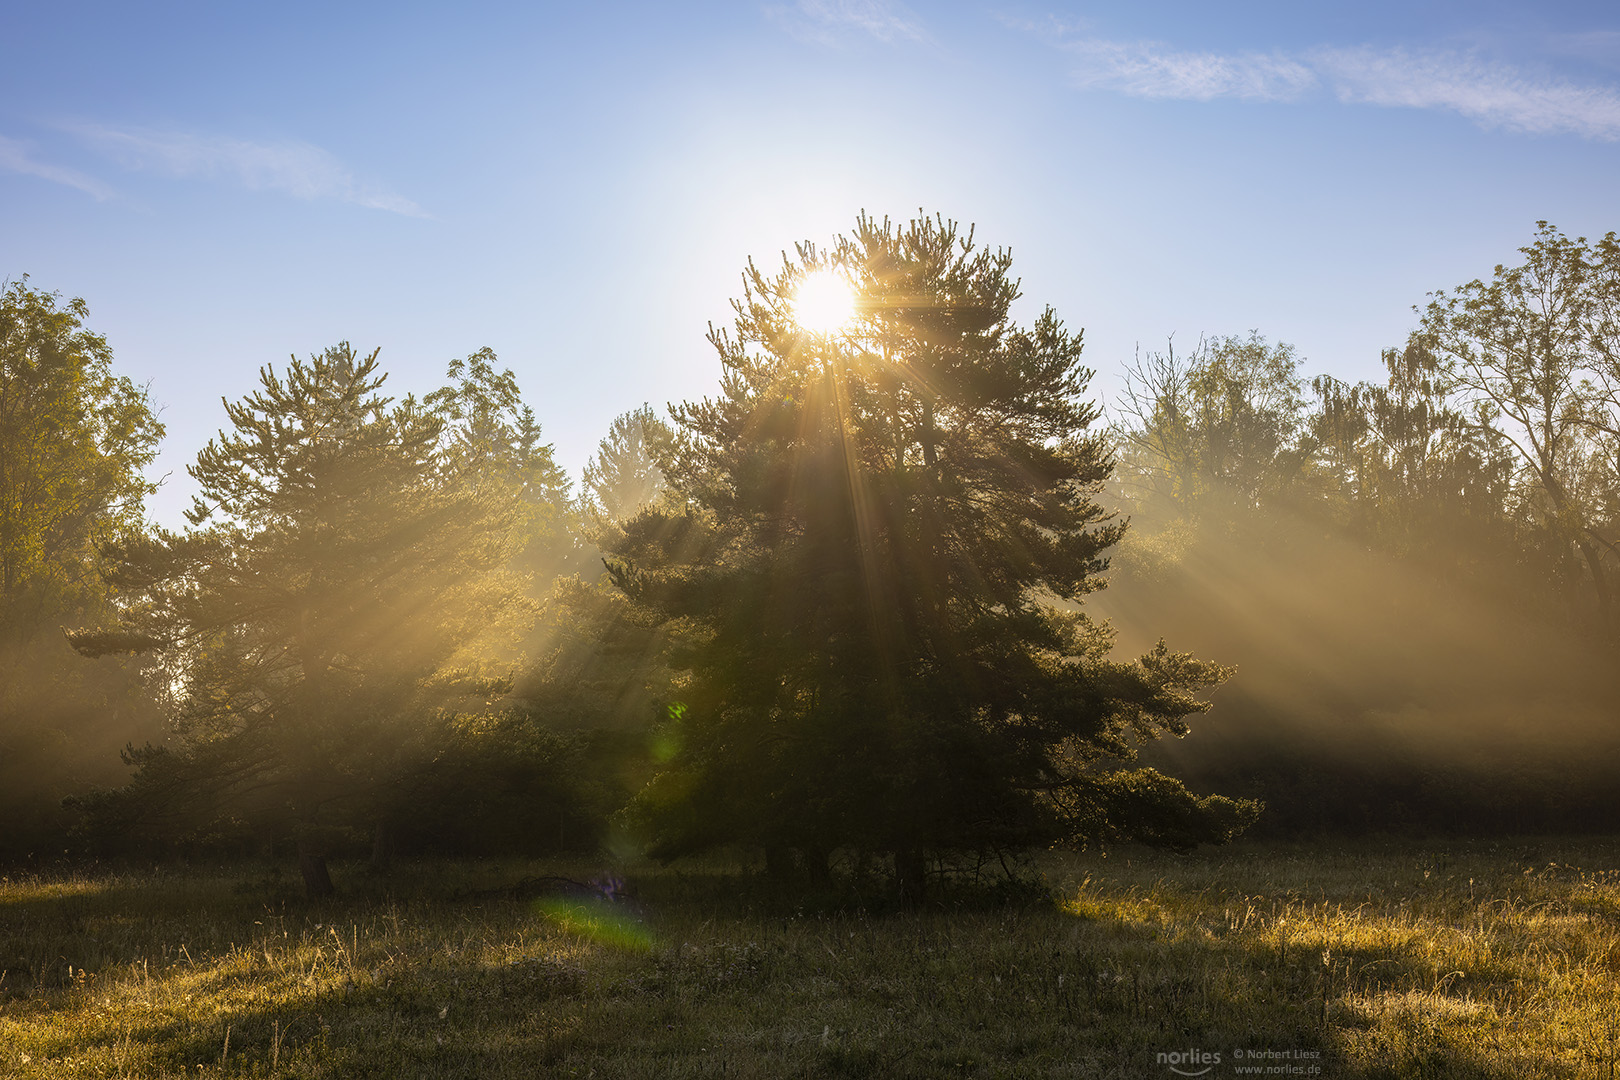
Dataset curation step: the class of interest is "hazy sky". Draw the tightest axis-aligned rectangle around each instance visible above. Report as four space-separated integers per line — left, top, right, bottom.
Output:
4 1 1617 525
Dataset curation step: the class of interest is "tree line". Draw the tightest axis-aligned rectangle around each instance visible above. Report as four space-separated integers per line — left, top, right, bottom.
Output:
1115 221 1620 627
1105 222 1620 834
4 216 1615 895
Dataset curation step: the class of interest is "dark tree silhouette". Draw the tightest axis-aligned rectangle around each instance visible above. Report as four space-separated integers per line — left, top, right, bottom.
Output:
72 345 532 894
608 213 1257 900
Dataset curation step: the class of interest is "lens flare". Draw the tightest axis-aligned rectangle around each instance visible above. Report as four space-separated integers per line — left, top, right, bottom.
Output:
535 895 654 951
792 270 857 335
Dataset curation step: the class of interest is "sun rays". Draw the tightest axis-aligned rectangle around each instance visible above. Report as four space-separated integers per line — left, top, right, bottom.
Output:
791 270 858 336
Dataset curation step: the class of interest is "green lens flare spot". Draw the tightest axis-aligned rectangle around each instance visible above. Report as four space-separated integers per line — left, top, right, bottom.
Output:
535 897 654 952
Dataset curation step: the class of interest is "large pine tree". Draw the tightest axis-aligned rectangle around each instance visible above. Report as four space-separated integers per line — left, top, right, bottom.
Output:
610 214 1257 898
74 345 532 893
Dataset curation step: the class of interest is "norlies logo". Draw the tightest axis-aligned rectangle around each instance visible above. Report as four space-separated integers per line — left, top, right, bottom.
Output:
1158 1048 1222 1076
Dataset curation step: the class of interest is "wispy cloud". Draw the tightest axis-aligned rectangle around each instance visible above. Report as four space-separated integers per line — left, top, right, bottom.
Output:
1050 31 1620 141
1064 39 1316 102
64 124 428 216
770 0 929 47
0 134 116 200
1313 47 1620 140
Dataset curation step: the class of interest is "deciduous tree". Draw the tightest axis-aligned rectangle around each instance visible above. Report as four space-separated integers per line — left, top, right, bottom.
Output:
1113 333 1308 517
1418 222 1620 625
0 279 164 856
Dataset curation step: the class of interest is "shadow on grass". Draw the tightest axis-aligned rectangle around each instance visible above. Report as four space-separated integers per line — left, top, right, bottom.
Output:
1048 870 1593 1080
2 854 1607 1078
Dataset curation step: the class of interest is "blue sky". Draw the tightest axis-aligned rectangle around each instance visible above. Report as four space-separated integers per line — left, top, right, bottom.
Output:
4 1 1618 526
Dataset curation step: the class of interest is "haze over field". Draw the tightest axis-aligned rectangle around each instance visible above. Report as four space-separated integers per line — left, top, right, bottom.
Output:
4 1 1619 525
8 11 1620 1075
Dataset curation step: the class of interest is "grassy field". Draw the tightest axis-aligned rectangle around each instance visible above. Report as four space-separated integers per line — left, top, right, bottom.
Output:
5 840 1620 1078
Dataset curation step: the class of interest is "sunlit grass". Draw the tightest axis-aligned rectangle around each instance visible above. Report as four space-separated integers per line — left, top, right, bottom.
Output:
0 875 110 906
5 842 1620 1076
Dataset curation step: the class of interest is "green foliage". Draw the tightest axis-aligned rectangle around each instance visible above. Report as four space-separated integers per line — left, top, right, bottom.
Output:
1116 332 1309 514
1056 766 1264 850
71 345 540 866
424 347 582 584
1308 340 1517 557
1112 325 1535 591
580 403 672 532
608 213 1253 882
0 278 162 610
516 573 673 733
1416 221 1620 624
0 279 165 860
383 710 628 856
1104 226 1620 842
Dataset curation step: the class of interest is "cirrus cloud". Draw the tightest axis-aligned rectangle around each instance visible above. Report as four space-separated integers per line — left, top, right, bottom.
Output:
63 123 429 216
1064 38 1317 103
1312 46 1620 140
769 0 930 47
0 134 117 200
1048 30 1620 141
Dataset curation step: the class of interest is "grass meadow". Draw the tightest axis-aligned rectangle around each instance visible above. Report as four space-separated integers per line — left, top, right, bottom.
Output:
5 839 1620 1078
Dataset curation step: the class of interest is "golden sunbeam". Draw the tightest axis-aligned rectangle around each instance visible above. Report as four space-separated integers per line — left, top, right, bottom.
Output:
791 270 857 335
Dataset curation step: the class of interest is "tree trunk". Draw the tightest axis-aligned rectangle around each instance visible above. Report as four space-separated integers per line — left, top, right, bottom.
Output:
298 844 335 898
764 845 795 880
806 846 832 885
894 847 927 908
369 820 395 872
1576 536 1613 625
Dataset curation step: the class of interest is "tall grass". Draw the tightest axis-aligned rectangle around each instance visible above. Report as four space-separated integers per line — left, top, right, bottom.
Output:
3 840 1619 1077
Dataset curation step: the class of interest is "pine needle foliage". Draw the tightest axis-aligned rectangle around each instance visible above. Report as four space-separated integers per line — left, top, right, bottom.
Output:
609 213 1258 892
70 345 534 880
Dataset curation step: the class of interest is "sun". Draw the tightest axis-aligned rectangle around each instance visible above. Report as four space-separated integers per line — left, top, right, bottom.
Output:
792 270 857 335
